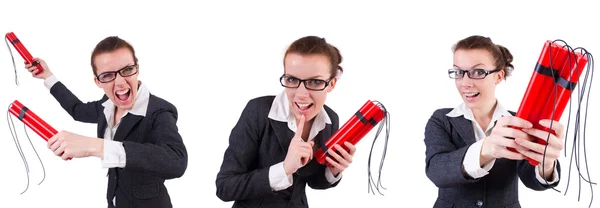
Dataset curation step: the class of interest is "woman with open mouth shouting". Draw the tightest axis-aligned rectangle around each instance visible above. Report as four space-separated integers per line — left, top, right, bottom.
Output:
25 36 187 208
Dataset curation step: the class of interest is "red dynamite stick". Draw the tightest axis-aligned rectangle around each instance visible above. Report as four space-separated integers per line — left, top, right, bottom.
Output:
9 100 72 160
314 100 386 165
9 100 57 141
5 32 44 75
512 42 565 137
509 41 562 154
535 50 580 134
510 41 589 166
544 52 588 122
538 51 587 127
522 44 573 135
509 41 568 164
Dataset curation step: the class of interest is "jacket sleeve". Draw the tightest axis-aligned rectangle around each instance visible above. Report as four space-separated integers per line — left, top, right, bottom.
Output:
121 105 188 179
49 81 103 123
215 99 273 202
518 159 561 190
424 110 480 188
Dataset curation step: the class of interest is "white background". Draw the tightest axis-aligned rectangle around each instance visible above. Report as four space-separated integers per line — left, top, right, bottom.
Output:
1 0 599 207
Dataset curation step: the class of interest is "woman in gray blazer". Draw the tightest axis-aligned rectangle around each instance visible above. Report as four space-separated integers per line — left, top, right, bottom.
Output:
424 35 565 208
216 36 357 208
25 36 187 208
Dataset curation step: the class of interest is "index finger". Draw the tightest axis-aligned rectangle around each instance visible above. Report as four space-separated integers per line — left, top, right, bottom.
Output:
344 142 356 155
294 115 306 140
539 119 565 139
47 134 59 149
498 116 533 129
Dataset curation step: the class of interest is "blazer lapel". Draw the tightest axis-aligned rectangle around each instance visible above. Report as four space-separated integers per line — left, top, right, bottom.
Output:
448 116 476 145
270 119 294 152
113 113 143 142
314 124 332 154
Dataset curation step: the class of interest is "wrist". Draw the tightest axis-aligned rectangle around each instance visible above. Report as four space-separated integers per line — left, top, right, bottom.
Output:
329 168 341 177
42 72 53 80
283 161 293 175
538 162 555 179
541 161 555 173
89 137 104 159
479 139 493 165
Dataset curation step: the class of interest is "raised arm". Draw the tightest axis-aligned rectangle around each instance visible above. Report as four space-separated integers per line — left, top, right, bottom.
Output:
26 58 103 123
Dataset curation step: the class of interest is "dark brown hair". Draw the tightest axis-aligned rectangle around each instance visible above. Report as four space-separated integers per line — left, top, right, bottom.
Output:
284 36 343 79
452 35 514 79
90 36 138 75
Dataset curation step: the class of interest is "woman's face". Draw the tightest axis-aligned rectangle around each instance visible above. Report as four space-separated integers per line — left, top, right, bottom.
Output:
452 49 504 111
94 48 139 111
283 53 337 124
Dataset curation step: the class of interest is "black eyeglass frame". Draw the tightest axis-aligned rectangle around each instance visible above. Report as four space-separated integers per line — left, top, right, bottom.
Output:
448 68 502 79
279 74 334 91
95 64 139 83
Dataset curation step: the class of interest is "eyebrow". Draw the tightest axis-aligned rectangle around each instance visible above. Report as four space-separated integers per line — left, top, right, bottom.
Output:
285 74 327 79
453 63 486 69
114 64 135 71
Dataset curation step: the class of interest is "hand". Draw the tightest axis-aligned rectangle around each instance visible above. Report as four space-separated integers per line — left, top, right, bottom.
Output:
283 115 315 175
480 116 531 165
515 119 565 179
24 57 52 80
48 130 104 160
325 142 356 176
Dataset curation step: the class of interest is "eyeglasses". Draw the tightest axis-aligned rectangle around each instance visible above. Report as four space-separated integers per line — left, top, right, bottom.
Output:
448 68 501 79
280 74 333 91
96 64 139 83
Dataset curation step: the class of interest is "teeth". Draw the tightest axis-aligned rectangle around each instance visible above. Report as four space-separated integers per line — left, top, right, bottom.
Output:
297 103 310 107
464 92 479 97
116 89 130 95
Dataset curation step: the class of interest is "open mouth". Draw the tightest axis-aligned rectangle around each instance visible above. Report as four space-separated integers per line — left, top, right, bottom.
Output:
464 92 480 100
115 88 131 103
295 102 314 112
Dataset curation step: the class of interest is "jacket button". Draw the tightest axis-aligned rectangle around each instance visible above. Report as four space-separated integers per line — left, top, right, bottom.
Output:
476 200 483 207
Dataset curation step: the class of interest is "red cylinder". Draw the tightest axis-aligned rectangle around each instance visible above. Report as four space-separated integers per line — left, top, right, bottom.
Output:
9 100 57 141
536 51 588 136
314 100 386 165
514 41 563 129
5 32 44 75
511 41 589 166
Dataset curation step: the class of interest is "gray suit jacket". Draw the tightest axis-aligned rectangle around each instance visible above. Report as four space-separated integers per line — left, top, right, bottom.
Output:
216 95 341 208
49 81 188 208
424 108 561 208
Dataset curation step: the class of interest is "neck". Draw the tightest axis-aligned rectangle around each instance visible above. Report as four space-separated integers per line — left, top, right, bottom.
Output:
471 99 497 121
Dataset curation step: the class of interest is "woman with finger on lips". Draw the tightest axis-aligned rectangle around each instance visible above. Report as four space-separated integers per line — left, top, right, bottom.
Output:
424 35 564 208
215 36 356 208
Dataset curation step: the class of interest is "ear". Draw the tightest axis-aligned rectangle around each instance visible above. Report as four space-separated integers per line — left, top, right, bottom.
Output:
495 70 505 84
94 77 102 88
326 77 337 93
